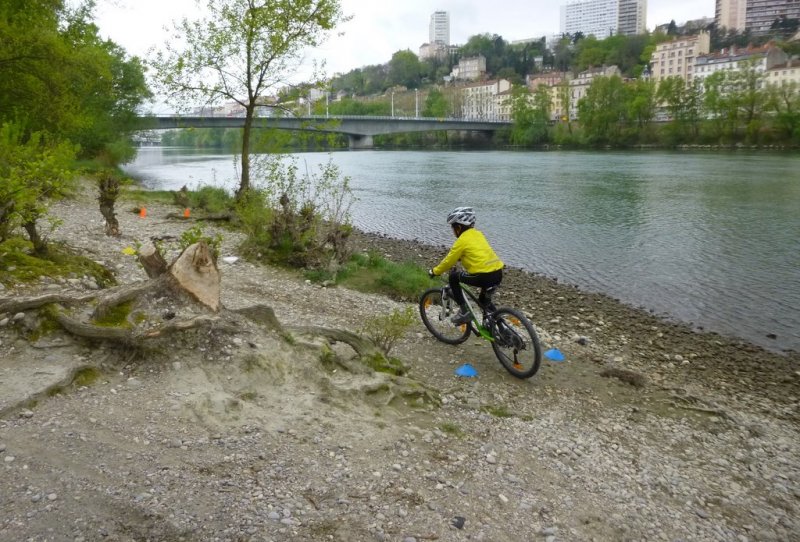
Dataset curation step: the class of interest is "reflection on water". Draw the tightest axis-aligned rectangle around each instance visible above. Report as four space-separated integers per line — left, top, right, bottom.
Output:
123 147 800 353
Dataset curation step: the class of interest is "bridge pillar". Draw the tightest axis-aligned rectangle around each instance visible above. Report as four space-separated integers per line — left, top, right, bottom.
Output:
348 134 374 149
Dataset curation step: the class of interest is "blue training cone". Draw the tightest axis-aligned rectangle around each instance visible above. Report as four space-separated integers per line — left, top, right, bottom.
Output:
455 363 478 377
544 348 565 362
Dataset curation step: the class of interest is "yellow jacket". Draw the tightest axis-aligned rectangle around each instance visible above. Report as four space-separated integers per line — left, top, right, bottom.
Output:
433 228 504 276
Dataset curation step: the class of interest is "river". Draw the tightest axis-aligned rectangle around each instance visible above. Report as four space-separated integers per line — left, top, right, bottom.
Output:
123 147 800 353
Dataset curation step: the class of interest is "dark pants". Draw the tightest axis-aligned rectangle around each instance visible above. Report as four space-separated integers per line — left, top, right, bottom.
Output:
449 268 503 308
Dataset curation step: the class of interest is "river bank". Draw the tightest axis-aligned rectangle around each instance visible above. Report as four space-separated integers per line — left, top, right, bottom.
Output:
1 185 799 541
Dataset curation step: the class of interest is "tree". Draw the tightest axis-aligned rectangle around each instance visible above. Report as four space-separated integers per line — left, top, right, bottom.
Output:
150 0 346 197
0 1 150 161
422 88 449 118
765 81 800 141
508 85 550 145
0 123 77 253
388 50 421 89
578 75 629 144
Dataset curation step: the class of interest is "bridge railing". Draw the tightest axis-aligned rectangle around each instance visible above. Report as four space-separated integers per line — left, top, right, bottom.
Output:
148 113 511 124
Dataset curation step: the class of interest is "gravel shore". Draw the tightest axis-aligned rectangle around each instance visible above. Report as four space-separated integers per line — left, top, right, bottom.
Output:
0 185 798 541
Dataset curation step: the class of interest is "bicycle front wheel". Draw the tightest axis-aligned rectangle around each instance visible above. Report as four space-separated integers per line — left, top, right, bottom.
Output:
490 308 542 379
419 288 470 345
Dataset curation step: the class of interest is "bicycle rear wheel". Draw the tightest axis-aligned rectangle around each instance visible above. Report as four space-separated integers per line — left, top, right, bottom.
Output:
490 308 542 379
419 288 470 345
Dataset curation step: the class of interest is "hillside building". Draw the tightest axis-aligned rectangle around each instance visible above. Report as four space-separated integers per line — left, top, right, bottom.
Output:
648 32 711 82
560 0 647 39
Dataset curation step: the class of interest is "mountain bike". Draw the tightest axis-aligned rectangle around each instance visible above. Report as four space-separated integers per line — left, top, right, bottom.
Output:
418 277 542 379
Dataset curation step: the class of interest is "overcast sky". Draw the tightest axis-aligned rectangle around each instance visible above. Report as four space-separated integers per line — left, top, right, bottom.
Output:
89 0 715 76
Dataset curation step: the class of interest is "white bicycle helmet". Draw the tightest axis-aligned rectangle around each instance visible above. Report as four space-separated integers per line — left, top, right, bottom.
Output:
446 206 476 227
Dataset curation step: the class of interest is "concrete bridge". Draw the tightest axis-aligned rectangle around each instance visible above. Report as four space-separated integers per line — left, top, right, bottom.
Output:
142 115 512 149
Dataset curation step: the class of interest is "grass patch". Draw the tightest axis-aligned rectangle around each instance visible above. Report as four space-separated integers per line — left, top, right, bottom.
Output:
362 352 407 376
0 237 116 288
187 185 234 214
73 367 102 387
91 301 133 328
119 188 176 206
439 422 466 438
482 405 513 418
306 251 435 302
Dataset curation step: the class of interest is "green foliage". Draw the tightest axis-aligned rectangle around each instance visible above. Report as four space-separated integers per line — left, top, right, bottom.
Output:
0 123 78 251
188 186 234 214
73 367 102 387
438 422 466 437
237 155 354 269
312 251 434 301
508 86 551 145
150 0 347 194
179 225 223 259
0 1 151 161
388 50 422 89
578 75 629 145
422 88 450 118
360 307 416 355
482 405 513 418
92 301 133 328
362 352 407 376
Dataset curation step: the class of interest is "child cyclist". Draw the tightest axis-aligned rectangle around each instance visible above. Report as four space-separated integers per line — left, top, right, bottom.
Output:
428 207 504 324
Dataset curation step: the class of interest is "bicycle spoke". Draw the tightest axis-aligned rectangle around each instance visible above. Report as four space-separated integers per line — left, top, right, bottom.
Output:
418 288 471 345
490 308 541 379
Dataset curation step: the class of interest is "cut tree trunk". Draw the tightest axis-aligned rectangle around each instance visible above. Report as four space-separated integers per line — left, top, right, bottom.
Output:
138 243 168 279
169 242 220 312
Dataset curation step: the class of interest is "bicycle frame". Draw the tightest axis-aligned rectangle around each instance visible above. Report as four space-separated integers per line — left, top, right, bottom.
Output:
445 283 495 342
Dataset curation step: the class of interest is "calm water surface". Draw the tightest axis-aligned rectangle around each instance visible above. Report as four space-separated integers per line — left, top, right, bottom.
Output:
124 147 800 353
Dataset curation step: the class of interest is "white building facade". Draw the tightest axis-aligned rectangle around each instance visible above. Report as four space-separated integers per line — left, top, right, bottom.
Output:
460 79 511 120
560 0 646 39
429 11 450 45
649 32 711 82
715 0 747 31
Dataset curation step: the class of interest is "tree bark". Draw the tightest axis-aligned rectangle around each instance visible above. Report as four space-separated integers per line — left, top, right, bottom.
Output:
23 219 46 255
138 243 168 278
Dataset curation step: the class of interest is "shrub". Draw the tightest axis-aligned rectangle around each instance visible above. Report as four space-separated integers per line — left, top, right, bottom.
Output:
179 225 223 260
190 185 234 213
240 154 355 269
359 306 416 355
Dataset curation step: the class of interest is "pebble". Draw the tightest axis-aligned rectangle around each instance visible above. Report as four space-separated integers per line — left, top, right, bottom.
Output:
3 455 15 463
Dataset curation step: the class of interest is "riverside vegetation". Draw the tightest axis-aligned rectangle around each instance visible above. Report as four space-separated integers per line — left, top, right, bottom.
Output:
2 2 799 540
1 170 799 541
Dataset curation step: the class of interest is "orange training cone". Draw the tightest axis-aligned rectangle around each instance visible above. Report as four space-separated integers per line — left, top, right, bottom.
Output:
138 207 147 218
183 208 190 218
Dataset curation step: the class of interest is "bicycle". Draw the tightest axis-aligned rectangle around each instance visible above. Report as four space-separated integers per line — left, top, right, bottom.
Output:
418 275 542 379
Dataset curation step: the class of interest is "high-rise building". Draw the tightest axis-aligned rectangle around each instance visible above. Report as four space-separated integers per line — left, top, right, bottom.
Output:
716 0 747 31
429 11 450 46
560 0 647 39
618 0 647 35
745 0 800 35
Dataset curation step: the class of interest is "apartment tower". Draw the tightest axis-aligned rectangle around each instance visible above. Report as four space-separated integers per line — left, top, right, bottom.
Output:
429 11 450 46
715 0 747 31
745 0 800 35
561 0 647 39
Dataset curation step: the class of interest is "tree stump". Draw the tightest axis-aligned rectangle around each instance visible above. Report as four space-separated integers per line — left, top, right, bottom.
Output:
138 243 168 278
169 242 220 312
